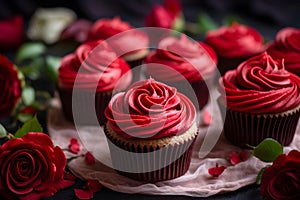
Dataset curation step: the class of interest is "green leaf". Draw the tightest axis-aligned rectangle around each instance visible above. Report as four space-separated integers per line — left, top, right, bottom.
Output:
22 86 35 106
16 42 46 64
45 56 61 83
256 165 270 185
197 13 219 34
19 57 44 80
253 138 283 162
0 124 7 138
14 115 43 138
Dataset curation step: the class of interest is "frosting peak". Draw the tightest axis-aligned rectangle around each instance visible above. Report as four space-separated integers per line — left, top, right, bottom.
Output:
105 78 196 139
219 52 300 114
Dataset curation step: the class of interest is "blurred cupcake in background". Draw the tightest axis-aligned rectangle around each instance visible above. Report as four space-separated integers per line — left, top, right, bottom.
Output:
88 17 149 81
57 40 132 125
205 22 266 75
218 52 300 147
267 27 300 76
145 34 217 110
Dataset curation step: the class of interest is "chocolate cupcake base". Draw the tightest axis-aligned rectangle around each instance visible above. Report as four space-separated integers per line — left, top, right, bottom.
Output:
218 99 300 147
104 123 198 182
57 86 112 126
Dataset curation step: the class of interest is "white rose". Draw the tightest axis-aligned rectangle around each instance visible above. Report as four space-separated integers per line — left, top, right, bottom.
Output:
27 7 76 44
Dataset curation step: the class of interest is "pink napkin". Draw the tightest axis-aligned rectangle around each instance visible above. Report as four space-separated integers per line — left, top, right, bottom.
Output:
48 88 300 197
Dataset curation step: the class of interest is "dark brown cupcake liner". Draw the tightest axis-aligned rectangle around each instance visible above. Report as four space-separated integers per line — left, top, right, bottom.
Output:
218 99 300 147
57 86 112 126
104 124 198 182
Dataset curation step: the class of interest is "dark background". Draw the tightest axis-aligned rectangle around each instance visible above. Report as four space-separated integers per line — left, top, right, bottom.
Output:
1 0 299 199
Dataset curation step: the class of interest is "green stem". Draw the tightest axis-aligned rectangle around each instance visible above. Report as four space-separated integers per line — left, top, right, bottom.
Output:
245 144 256 150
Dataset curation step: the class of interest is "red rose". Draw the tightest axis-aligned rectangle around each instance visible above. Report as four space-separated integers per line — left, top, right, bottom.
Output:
0 132 67 200
144 0 182 29
0 54 22 119
0 15 24 51
260 150 300 200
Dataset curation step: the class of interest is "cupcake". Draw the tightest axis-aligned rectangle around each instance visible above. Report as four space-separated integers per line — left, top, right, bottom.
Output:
205 22 265 75
218 52 300 147
104 78 198 182
145 34 217 110
88 17 149 81
58 40 132 125
267 27 300 76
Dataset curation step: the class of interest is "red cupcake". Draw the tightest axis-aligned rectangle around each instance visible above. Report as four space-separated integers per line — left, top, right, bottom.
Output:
145 34 217 110
205 22 265 75
218 52 300 147
88 17 149 81
104 78 198 182
58 40 132 125
267 27 300 76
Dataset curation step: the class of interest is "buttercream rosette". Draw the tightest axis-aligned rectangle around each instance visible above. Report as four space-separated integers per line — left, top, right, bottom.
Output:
218 52 300 146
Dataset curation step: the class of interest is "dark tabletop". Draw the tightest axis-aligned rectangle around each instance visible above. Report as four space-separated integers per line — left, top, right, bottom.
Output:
1 0 300 199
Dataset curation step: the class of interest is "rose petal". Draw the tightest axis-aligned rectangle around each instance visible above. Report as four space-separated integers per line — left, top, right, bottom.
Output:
230 152 241 165
85 152 95 165
22 132 54 148
69 138 80 154
202 110 211 126
87 180 102 193
240 151 248 161
74 188 94 200
59 179 76 189
208 163 227 177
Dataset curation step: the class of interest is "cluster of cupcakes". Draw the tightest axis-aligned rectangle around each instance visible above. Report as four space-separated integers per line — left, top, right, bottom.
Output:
57 17 300 182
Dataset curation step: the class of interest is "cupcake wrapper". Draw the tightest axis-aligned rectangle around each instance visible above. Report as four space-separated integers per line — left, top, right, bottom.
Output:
57 87 112 125
104 125 197 182
218 100 300 147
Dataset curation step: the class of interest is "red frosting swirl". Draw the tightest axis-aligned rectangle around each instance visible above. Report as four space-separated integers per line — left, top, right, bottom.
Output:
145 35 217 82
88 17 132 40
267 27 300 74
205 23 265 58
105 78 196 139
219 52 300 114
58 40 132 92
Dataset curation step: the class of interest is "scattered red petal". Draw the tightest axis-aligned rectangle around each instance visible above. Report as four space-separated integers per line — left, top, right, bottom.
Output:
240 151 248 161
87 179 102 193
230 152 241 165
208 163 227 177
74 188 94 200
230 151 248 165
64 171 77 181
59 179 76 189
74 180 102 200
69 138 80 154
202 110 212 126
85 151 96 165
